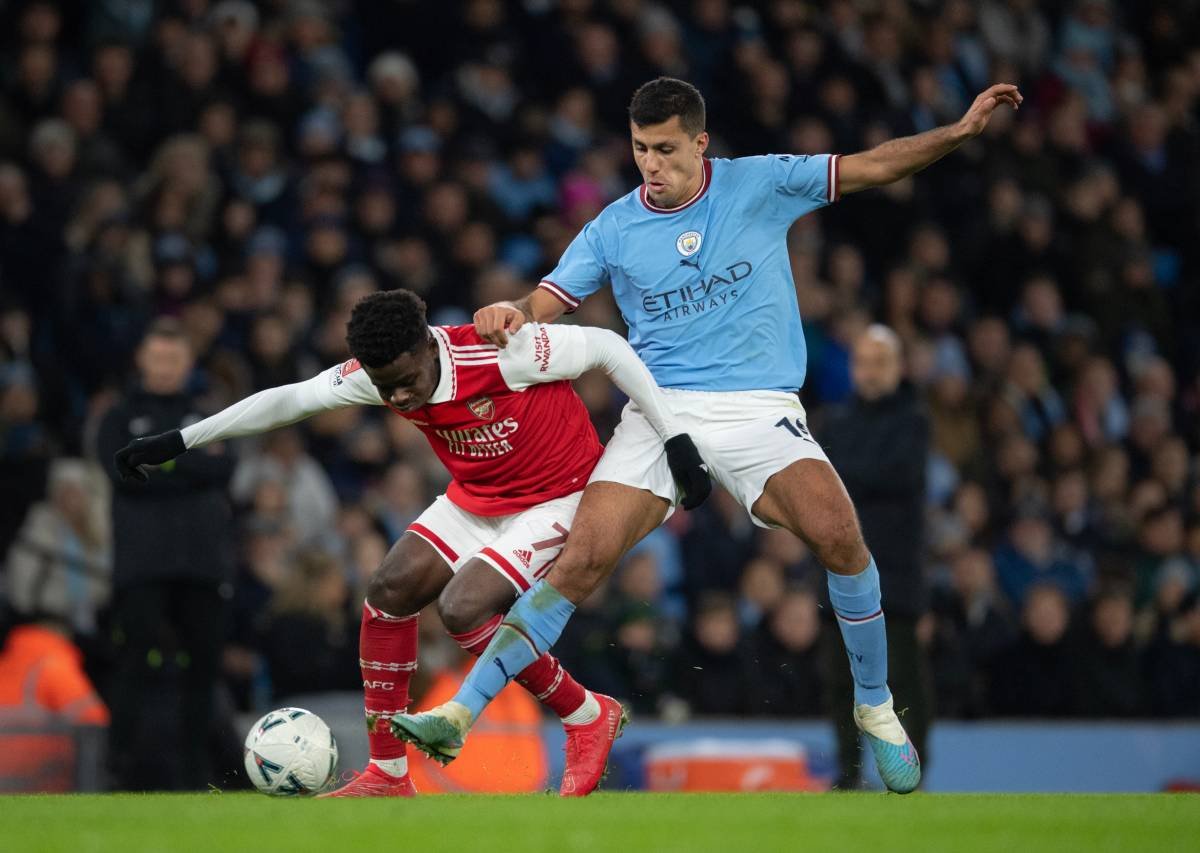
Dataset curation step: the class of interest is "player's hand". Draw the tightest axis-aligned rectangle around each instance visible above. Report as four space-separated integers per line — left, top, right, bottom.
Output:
665 434 711 510
956 83 1022 138
473 301 526 347
114 429 186 483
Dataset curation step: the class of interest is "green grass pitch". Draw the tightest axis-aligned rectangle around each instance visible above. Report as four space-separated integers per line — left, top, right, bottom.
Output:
2 792 1196 853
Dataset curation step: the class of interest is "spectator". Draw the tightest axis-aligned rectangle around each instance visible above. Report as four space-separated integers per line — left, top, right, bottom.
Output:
990 584 1076 717
609 601 673 716
748 587 823 717
1133 506 1185 610
931 548 1017 718
822 325 932 786
230 427 339 539
737 557 786 630
1145 591 1200 717
673 593 751 717
259 551 360 701
95 319 235 790
1002 344 1066 444
1073 586 1144 717
993 506 1093 606
4 459 111 637
0 615 109 789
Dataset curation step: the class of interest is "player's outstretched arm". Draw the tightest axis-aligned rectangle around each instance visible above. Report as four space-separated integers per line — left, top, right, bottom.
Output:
838 83 1022 195
474 288 566 347
498 324 712 508
113 364 380 483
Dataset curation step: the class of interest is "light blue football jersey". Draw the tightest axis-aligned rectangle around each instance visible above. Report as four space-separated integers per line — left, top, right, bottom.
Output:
538 154 838 392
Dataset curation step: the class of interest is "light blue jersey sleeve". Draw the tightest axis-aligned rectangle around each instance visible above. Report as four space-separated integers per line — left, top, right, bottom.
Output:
537 219 609 313
765 153 840 224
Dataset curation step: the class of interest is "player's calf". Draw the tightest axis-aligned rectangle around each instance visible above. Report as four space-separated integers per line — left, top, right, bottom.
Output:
440 566 598 726
325 534 451 797
441 567 618 795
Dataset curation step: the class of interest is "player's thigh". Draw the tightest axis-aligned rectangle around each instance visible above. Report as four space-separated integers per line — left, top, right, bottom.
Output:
548 482 669 602
587 400 678 506
753 458 868 573
688 391 868 572
368 496 486 615
439 491 584 632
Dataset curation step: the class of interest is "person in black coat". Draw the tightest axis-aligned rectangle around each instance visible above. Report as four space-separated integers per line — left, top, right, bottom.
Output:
259 552 361 701
1145 591 1200 718
819 325 934 786
672 593 753 716
747 587 824 717
988 583 1076 717
96 318 236 789
1072 586 1145 717
929 548 1017 718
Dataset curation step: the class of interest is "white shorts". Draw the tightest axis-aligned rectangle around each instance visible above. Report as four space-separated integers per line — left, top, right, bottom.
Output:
589 388 830 528
406 491 582 593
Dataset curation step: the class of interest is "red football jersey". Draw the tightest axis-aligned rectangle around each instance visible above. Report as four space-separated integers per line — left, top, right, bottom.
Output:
381 325 603 516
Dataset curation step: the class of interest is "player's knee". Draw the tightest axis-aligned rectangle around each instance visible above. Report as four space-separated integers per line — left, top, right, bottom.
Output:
437 585 492 636
816 519 869 573
366 559 416 616
552 540 618 601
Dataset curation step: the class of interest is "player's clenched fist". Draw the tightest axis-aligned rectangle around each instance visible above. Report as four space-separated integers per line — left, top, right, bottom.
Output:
473 302 526 347
666 434 712 510
115 429 186 482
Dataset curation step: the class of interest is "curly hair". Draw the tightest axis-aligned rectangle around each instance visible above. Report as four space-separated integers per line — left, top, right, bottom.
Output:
629 77 706 136
345 289 429 367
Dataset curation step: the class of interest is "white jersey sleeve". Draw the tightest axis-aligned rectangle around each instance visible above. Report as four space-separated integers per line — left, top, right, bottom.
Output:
180 359 383 449
497 323 680 441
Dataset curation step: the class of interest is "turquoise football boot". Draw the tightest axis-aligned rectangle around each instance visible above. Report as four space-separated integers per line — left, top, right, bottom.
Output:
853 695 921 794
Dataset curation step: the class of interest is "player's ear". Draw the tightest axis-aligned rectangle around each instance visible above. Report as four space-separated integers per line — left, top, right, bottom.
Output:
695 131 709 156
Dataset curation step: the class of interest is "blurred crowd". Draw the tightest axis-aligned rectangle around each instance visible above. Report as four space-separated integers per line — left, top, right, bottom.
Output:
2 0 1199 743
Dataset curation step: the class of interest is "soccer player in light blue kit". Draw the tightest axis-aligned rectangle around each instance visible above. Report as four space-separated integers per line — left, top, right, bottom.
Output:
393 77 1022 793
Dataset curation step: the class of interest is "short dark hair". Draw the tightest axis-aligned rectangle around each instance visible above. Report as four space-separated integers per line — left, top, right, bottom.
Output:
142 316 188 346
345 289 428 367
629 77 706 136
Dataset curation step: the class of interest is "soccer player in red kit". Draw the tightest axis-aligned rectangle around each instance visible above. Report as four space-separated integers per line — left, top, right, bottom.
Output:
115 288 709 797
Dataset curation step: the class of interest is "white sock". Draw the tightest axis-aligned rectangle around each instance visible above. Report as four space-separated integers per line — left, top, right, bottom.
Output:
560 691 601 725
370 756 408 778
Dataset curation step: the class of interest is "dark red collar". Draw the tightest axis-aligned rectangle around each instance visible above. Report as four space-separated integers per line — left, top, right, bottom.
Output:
640 158 713 214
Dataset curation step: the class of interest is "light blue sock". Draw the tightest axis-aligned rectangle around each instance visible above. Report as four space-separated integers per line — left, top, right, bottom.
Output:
827 557 890 707
452 580 575 720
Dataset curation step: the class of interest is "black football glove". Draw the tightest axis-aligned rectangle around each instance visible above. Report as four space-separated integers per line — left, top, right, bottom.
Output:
665 434 711 510
114 429 187 483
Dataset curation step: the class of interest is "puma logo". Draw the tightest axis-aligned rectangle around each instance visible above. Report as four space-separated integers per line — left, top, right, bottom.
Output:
494 658 515 683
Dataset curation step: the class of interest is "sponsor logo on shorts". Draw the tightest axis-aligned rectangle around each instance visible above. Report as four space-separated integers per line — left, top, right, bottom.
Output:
514 549 533 568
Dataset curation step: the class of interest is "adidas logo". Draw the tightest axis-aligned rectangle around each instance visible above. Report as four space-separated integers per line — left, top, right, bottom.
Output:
514 549 533 568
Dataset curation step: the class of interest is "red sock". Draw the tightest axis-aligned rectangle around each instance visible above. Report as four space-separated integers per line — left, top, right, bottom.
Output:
359 600 417 763
450 614 588 718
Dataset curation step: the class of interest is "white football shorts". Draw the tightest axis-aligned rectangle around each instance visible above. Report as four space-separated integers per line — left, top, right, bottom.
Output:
589 388 830 528
406 491 583 593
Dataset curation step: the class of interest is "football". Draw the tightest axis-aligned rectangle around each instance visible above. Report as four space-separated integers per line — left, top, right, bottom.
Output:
243 707 339 796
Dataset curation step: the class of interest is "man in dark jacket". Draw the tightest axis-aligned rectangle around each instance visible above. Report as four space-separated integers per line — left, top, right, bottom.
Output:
820 325 933 788
95 318 235 789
